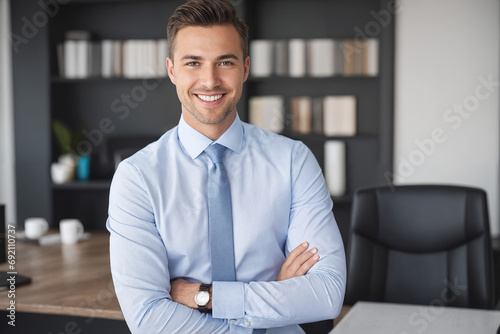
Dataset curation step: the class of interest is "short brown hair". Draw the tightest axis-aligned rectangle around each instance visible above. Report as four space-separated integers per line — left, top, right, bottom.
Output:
167 0 248 60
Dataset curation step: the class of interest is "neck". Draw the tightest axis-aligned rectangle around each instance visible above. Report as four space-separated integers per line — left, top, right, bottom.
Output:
182 111 236 141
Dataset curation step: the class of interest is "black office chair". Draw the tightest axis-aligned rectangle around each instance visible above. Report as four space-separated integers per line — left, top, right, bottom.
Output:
299 320 333 333
345 185 494 309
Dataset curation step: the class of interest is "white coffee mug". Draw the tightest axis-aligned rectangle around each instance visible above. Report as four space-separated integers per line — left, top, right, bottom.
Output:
25 217 49 239
59 219 84 244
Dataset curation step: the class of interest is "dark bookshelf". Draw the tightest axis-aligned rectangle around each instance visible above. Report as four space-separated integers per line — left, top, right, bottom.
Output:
51 180 112 190
11 0 394 240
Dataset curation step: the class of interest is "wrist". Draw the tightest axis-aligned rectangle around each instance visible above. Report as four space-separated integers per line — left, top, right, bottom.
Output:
194 283 212 313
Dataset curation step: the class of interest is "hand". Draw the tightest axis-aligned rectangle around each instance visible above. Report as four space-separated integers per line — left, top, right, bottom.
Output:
277 242 319 281
170 278 212 310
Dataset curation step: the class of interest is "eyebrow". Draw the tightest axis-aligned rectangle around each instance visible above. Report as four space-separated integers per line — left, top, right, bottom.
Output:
180 54 240 61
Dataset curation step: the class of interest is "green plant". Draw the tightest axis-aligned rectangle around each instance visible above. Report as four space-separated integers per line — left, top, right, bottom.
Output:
52 120 84 156
52 120 73 155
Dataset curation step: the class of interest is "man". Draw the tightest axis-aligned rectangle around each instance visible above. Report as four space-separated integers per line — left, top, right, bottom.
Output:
107 0 346 333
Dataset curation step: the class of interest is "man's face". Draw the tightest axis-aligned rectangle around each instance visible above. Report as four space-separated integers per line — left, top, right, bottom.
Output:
167 25 250 137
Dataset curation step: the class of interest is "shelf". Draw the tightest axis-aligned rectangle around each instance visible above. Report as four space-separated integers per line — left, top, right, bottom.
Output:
51 180 111 190
65 0 147 4
11 0 393 234
248 75 379 83
287 133 377 143
51 76 167 83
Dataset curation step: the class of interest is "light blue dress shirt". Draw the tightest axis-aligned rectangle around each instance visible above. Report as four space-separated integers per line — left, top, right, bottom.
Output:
107 114 346 334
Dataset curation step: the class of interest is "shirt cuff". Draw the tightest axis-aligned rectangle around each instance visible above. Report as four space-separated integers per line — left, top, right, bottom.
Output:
212 281 245 320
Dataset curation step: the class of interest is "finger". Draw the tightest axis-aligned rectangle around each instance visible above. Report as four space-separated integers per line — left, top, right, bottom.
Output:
287 247 318 273
284 242 309 266
295 251 320 276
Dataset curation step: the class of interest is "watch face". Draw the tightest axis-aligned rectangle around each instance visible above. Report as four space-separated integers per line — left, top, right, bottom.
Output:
195 291 210 306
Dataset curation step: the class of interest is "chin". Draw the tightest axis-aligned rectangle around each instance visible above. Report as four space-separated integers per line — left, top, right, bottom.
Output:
198 108 235 124
199 113 230 125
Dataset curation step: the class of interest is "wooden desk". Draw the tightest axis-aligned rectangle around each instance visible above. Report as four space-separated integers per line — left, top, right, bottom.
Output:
0 232 123 320
0 230 350 332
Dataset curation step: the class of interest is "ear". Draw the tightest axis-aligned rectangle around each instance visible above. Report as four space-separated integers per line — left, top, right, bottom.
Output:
166 57 176 85
243 56 250 83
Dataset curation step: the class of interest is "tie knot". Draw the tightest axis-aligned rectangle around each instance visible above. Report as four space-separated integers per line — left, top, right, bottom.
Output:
205 143 227 164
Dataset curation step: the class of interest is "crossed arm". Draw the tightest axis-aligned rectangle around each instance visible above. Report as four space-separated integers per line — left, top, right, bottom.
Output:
170 242 320 309
108 144 346 332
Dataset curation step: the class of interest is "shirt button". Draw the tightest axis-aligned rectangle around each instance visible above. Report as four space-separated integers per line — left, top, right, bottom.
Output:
229 319 236 325
244 321 250 327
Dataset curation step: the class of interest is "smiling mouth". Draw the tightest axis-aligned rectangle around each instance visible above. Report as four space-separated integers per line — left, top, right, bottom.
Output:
196 94 224 102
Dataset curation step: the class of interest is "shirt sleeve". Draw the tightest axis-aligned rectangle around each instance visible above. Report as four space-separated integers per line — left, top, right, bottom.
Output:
107 161 231 334
212 142 347 329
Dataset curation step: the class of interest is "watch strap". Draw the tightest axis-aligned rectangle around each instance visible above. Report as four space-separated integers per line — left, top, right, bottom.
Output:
197 283 212 313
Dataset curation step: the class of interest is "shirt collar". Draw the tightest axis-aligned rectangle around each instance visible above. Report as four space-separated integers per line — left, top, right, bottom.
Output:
178 113 244 160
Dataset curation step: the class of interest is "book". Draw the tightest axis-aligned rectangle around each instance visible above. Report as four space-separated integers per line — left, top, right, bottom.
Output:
63 30 92 79
288 39 306 77
88 42 101 77
101 40 114 78
63 40 77 79
323 95 357 136
333 39 344 76
274 40 288 76
353 38 366 76
341 39 356 76
157 39 168 77
312 97 324 134
122 39 162 78
324 140 346 197
113 40 122 77
57 43 65 77
250 40 274 77
365 38 379 76
249 96 284 133
291 96 312 134
307 39 337 77
143 40 158 78
75 40 89 78
136 40 145 77
122 40 137 78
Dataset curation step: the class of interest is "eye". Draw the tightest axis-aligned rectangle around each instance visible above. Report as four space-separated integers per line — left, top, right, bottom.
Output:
186 62 199 66
220 61 233 66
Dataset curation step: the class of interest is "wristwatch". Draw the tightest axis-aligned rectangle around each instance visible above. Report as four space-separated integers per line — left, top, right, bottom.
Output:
194 283 212 313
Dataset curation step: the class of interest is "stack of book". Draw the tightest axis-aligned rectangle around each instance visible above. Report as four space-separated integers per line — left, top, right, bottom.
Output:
249 38 378 78
248 96 285 133
290 95 357 136
57 31 168 79
322 95 357 136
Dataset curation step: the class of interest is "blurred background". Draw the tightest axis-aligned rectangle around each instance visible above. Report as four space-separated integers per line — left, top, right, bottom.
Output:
0 0 498 239
0 0 499 333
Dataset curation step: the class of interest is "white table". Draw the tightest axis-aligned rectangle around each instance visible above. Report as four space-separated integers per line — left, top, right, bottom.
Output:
331 301 500 334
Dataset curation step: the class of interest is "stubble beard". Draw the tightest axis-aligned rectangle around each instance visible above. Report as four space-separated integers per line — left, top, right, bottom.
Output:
186 90 238 125
191 103 235 125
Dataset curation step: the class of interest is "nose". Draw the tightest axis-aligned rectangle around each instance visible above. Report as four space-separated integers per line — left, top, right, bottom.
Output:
199 65 221 89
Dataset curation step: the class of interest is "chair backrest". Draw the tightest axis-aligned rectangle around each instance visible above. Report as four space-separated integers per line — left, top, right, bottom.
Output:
345 185 494 309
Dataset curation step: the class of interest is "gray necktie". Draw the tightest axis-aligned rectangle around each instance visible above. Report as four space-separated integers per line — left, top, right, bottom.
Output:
205 144 236 281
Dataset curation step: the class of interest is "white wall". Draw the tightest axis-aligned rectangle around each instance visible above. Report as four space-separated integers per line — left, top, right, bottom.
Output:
395 0 500 236
0 0 17 226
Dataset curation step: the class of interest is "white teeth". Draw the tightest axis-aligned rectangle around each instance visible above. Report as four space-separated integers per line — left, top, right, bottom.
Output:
198 94 223 102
